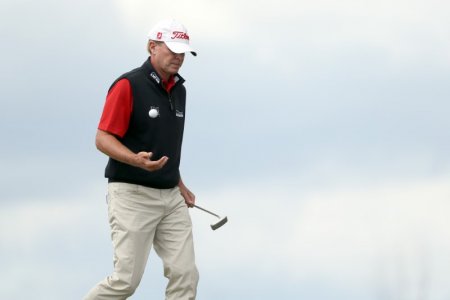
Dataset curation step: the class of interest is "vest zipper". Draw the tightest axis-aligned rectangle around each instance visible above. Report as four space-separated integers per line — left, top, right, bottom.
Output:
168 92 174 111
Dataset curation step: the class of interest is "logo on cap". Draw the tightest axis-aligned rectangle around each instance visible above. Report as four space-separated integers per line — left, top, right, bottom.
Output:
171 31 189 40
157 32 162 39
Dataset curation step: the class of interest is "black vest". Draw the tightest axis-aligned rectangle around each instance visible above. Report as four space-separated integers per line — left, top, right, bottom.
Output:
105 58 186 189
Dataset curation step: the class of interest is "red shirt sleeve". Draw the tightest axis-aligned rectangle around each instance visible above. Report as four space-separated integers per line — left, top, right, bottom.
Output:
98 78 133 138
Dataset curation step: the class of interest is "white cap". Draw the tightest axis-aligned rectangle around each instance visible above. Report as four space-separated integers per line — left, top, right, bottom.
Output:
147 19 197 56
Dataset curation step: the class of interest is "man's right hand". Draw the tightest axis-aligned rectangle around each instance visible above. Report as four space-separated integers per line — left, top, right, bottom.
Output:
134 152 169 171
96 130 168 172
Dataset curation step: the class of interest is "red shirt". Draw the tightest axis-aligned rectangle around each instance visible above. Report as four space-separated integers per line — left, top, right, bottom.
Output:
98 76 176 138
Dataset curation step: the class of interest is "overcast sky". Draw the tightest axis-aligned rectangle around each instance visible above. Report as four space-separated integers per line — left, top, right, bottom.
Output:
1 0 450 299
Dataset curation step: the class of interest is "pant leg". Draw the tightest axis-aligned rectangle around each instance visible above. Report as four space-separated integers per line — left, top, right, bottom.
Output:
153 187 199 300
84 183 165 300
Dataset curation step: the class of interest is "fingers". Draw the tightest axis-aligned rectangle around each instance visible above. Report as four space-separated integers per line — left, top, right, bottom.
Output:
185 195 195 207
135 152 169 171
146 155 168 171
182 190 195 208
186 196 195 208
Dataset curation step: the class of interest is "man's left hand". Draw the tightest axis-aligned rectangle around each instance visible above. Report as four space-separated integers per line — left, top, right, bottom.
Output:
179 180 195 207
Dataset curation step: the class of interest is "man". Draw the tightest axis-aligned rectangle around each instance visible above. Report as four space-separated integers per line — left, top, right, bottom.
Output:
84 19 199 300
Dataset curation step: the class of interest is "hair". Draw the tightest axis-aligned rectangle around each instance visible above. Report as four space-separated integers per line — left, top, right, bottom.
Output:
147 40 164 55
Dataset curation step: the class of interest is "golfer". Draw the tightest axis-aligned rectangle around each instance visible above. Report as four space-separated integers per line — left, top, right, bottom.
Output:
84 19 199 300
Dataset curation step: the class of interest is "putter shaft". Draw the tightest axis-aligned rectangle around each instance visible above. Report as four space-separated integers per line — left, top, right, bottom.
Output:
193 204 220 218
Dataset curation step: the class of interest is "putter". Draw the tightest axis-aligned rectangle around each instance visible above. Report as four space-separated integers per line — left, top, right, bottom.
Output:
193 204 228 230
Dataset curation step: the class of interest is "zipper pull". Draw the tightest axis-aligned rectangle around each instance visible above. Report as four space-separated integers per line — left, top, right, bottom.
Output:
168 94 174 111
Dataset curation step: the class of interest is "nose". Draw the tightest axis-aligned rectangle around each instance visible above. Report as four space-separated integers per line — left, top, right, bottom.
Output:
174 52 185 60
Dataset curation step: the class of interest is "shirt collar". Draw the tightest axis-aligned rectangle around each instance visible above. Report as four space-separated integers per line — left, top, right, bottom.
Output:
143 57 184 91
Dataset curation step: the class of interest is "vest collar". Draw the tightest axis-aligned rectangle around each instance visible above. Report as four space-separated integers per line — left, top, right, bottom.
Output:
141 57 185 88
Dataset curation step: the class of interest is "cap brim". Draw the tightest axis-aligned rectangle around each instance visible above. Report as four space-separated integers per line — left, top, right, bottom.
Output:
165 41 197 56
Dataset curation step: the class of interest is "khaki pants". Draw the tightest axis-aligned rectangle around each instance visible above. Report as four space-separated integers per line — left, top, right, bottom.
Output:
84 183 199 300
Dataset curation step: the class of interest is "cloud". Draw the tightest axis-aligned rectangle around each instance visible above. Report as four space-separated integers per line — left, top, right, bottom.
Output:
2 0 450 299
112 0 450 75
2 165 450 299
190 173 450 298
112 0 242 42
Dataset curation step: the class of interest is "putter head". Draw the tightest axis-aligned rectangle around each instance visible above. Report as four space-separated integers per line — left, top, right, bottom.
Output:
210 216 228 230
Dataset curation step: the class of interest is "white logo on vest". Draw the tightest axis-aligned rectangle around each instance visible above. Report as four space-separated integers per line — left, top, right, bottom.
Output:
149 107 160 118
150 72 161 84
176 110 184 118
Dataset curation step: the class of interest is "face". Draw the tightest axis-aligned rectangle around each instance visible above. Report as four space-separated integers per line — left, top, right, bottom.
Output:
149 41 185 80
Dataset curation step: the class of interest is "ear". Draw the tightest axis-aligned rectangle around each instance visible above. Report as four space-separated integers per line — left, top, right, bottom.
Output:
148 40 156 55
